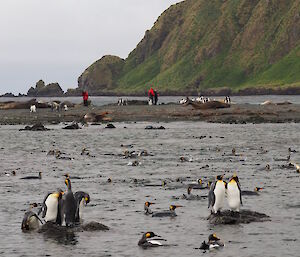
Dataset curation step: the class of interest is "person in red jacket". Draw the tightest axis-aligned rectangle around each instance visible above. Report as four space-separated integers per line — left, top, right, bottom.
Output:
148 88 155 105
82 91 88 106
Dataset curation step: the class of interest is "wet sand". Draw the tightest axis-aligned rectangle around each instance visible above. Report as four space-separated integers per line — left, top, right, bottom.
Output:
0 103 300 125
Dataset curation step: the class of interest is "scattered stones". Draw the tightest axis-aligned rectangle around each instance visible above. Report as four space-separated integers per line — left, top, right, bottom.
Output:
145 125 165 130
127 160 140 166
105 123 116 129
19 123 50 131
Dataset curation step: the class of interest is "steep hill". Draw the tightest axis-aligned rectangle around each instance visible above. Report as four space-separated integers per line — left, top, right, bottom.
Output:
77 0 300 95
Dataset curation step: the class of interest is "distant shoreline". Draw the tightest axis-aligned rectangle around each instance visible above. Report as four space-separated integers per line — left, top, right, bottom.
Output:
1 85 300 98
0 103 300 125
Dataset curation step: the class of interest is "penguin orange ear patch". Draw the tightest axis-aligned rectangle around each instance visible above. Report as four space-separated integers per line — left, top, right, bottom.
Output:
146 233 151 238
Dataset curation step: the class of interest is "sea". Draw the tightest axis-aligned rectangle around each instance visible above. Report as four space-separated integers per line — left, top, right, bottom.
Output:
0 96 299 256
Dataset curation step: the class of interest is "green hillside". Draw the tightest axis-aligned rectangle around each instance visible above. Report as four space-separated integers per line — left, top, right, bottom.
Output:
77 0 300 95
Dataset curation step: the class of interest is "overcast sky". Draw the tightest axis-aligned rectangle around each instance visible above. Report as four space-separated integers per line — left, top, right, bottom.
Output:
0 0 182 94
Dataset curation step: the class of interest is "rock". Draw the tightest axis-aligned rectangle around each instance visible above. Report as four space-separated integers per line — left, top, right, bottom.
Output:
81 221 109 231
208 210 270 225
105 123 116 129
39 221 109 234
19 123 50 131
63 123 80 130
27 80 64 97
0 92 16 97
145 125 165 130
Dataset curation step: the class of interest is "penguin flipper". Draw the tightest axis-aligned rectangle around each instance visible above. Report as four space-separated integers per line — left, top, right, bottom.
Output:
41 193 51 218
208 182 216 208
33 213 44 224
237 182 243 205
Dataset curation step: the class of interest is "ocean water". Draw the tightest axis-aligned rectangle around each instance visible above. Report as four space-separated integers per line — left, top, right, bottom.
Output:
0 122 299 256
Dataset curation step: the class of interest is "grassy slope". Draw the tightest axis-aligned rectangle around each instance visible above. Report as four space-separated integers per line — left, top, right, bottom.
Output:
79 0 300 94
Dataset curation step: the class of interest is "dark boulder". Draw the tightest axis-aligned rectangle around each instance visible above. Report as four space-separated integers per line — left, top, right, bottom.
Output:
208 210 270 225
145 125 165 130
63 123 80 130
105 123 116 129
19 123 50 131
81 221 109 231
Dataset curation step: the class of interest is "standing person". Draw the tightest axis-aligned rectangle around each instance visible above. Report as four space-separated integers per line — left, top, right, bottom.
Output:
154 90 158 105
82 91 88 106
148 87 155 105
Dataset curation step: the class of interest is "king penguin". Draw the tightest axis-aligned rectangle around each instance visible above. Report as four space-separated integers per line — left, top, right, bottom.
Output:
74 191 90 223
208 175 226 214
21 203 43 231
63 178 77 227
39 190 64 225
227 175 242 212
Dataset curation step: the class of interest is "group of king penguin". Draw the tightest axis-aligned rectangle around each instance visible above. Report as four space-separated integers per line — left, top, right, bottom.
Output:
21 176 90 231
208 174 242 214
140 174 243 248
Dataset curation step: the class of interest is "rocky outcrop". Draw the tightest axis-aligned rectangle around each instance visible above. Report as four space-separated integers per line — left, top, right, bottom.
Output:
78 55 125 95
208 210 270 225
27 80 64 97
0 92 16 97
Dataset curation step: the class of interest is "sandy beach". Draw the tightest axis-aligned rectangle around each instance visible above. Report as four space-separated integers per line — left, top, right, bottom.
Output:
0 103 299 125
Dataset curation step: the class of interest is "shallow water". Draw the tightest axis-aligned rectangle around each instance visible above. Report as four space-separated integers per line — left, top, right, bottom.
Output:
1 95 300 106
0 122 299 257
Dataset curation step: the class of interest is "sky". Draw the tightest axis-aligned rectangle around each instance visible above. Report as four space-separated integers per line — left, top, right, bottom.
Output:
0 0 182 94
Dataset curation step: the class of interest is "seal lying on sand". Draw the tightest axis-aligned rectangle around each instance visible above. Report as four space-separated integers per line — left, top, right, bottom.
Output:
0 99 49 110
184 99 230 110
83 112 110 122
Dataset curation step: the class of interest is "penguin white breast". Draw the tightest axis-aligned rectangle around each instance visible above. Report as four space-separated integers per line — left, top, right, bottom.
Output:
227 182 241 211
148 240 162 246
79 198 85 220
213 181 225 212
45 195 58 222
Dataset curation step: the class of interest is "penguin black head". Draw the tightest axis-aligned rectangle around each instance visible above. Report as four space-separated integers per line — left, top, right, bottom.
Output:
207 181 212 188
12 171 16 176
208 233 220 241
231 175 239 182
255 187 263 192
216 175 224 180
65 178 71 189
145 201 155 207
144 232 159 239
30 203 38 208
84 193 90 204
170 205 183 210
107 178 112 183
